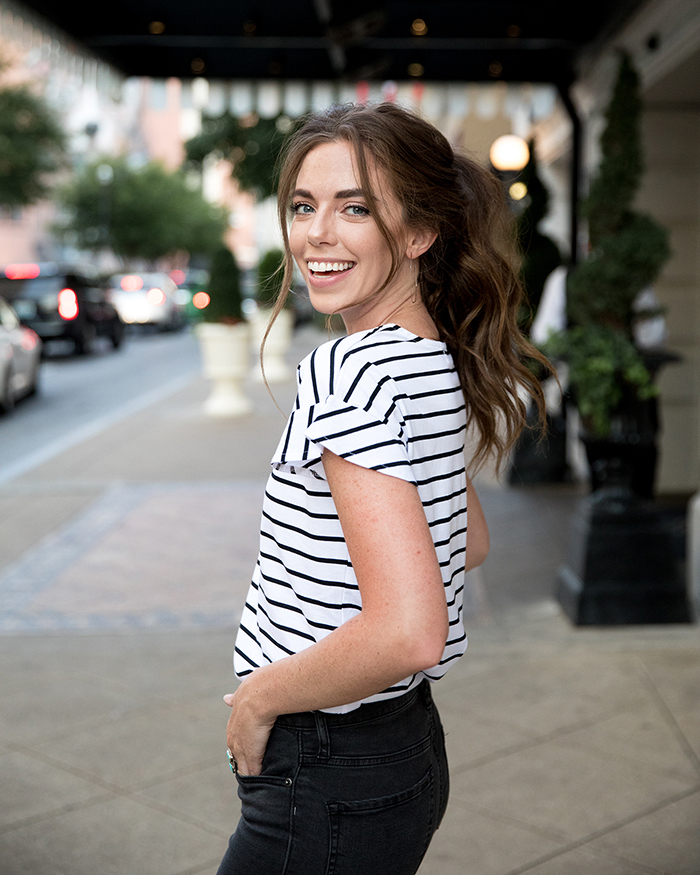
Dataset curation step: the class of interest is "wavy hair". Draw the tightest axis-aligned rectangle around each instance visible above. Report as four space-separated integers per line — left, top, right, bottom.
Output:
266 102 551 471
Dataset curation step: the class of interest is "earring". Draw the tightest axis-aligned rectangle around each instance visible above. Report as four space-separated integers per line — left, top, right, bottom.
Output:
410 258 419 304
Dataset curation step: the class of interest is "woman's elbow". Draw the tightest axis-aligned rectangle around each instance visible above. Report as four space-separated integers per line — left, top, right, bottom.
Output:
465 526 490 573
401 613 449 673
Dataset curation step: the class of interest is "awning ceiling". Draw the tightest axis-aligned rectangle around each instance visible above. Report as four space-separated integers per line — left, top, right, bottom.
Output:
18 0 643 87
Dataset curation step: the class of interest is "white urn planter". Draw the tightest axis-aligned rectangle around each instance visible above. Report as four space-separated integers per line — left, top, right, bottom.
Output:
250 306 294 383
195 321 253 417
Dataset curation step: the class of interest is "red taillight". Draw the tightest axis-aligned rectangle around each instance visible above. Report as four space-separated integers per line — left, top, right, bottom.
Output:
147 287 166 306
169 269 186 285
58 288 79 320
5 263 41 280
21 329 39 351
121 275 143 291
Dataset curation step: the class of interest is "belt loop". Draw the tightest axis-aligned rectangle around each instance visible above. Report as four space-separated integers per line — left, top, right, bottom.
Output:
313 711 330 760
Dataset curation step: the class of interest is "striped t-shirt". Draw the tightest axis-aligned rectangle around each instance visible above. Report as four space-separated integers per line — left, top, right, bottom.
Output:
234 323 468 713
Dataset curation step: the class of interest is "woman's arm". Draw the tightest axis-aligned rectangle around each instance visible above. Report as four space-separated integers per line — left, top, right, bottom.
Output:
465 476 490 572
224 448 449 775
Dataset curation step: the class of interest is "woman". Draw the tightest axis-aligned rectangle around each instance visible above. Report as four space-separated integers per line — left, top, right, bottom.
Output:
218 102 549 875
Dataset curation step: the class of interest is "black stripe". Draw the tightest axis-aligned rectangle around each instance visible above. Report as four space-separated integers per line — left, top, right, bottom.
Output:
234 645 259 669
258 595 336 633
265 489 338 521
261 509 346 542
270 468 332 497
404 404 466 421
258 624 296 655
260 539 350 567
422 486 467 508
411 446 465 466
309 347 321 404
407 423 466 443
259 566 359 592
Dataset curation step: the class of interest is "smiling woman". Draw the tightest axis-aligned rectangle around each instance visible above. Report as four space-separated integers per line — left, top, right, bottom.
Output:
287 140 436 335
216 102 549 875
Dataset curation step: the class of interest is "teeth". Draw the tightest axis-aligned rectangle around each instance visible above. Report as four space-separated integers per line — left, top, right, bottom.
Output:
308 261 354 273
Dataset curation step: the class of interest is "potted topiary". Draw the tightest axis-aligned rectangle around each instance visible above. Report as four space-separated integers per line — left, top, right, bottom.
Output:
249 247 294 383
548 52 691 625
195 245 252 416
545 52 674 496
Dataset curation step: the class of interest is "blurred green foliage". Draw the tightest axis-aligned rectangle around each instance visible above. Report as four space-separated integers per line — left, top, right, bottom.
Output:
256 247 286 307
55 158 227 263
184 113 291 200
543 53 671 437
203 246 244 323
0 83 65 207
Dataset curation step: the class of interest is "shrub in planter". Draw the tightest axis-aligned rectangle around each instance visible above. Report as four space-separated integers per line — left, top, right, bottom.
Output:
202 245 244 324
543 52 671 485
195 246 251 416
548 54 691 625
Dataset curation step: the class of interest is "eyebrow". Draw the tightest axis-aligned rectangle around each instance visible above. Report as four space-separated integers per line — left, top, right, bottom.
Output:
292 188 365 200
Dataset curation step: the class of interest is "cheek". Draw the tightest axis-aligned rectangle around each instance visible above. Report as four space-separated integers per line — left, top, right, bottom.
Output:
288 225 305 259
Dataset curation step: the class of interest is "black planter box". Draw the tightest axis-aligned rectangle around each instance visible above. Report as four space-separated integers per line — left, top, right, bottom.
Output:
556 487 694 625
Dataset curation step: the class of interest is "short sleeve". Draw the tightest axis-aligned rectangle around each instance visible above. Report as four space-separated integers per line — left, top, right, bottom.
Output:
271 343 415 484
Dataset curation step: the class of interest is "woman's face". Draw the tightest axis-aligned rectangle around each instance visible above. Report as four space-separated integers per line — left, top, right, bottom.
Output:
288 140 413 333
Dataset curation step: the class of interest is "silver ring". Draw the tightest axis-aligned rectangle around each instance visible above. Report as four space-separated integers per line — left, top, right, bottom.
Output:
226 749 237 774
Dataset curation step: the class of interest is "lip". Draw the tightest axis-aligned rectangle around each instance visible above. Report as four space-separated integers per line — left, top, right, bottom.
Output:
304 260 356 289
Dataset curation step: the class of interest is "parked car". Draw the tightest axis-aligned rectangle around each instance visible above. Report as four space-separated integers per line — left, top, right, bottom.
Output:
0 295 42 414
0 263 124 355
106 272 185 331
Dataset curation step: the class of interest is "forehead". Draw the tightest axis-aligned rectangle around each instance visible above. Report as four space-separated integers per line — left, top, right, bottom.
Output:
297 140 360 183
296 139 389 194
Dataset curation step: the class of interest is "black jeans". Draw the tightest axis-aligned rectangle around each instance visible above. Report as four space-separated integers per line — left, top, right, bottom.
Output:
217 680 449 875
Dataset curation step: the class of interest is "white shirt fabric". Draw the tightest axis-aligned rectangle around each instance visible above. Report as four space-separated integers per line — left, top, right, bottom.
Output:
234 323 469 713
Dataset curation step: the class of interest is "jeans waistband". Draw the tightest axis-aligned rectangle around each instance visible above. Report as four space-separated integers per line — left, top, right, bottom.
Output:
276 679 431 730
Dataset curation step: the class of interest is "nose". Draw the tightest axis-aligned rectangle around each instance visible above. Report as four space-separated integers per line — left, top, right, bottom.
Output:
307 207 337 246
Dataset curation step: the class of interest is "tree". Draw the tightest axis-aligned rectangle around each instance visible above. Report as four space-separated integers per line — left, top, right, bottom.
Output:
184 113 291 200
55 157 228 264
545 52 671 437
0 83 65 207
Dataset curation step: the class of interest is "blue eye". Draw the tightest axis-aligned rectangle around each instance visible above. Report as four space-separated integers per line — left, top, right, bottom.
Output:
346 204 370 217
291 202 313 215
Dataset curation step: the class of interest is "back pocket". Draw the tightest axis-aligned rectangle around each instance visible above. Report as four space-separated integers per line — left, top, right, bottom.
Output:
325 766 434 875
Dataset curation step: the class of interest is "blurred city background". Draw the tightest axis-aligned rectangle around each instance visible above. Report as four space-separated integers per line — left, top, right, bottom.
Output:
0 2 698 874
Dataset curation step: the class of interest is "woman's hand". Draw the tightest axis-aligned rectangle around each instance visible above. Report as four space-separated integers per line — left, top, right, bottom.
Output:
223 678 277 776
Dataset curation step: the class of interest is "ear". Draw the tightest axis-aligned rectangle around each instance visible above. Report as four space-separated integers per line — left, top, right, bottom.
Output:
405 227 437 260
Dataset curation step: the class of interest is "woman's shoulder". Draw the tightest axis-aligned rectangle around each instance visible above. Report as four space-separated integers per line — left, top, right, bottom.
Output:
301 324 442 375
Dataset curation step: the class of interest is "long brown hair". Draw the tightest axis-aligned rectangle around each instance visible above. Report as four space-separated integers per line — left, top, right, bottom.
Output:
267 102 551 472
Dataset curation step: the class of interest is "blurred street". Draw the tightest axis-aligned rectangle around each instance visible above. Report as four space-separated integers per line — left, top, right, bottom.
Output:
0 329 202 487
0 325 699 875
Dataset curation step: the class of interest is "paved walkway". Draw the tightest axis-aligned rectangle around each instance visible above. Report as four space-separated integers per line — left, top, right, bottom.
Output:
0 325 698 875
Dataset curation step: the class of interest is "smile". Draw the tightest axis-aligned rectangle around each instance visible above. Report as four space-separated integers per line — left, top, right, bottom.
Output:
307 261 355 274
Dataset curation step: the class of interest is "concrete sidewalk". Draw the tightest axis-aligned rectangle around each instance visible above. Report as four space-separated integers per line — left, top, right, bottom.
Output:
0 326 698 875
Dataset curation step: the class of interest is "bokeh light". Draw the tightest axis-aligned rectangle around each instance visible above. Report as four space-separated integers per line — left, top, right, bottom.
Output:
121 275 143 291
147 288 166 306
489 135 530 171
509 182 528 200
